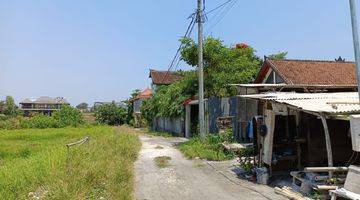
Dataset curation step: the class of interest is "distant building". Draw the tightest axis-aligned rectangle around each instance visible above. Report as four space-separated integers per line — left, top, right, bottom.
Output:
130 88 152 127
19 96 70 116
93 101 127 110
149 69 183 92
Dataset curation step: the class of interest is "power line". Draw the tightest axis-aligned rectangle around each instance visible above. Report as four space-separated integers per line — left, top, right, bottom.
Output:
205 0 233 15
205 0 238 35
161 13 196 82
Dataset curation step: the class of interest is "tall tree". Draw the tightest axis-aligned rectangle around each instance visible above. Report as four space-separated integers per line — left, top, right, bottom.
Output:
125 89 141 124
76 102 89 110
180 37 262 97
3 96 18 117
268 52 287 60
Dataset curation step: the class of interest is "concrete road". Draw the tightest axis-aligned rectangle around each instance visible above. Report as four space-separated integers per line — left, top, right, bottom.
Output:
134 135 286 200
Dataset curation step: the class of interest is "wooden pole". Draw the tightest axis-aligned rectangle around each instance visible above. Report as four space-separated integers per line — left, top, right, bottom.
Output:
304 167 348 172
320 113 334 178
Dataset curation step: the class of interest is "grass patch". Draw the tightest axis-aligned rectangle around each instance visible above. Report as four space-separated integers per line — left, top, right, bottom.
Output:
179 133 235 161
155 145 164 149
154 156 171 168
0 125 141 199
146 129 173 138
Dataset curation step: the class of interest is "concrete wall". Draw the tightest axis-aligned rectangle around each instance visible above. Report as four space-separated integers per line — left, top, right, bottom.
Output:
152 117 184 137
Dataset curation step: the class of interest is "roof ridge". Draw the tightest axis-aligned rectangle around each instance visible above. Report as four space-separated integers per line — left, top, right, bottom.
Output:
268 58 355 64
150 69 182 73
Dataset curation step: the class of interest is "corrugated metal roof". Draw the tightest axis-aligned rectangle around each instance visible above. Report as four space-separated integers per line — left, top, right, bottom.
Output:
240 92 360 115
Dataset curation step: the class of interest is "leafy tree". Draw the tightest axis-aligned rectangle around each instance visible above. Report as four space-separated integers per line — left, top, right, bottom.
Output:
94 102 127 125
3 96 18 117
141 37 286 122
125 89 141 124
268 52 287 60
76 102 89 110
180 37 262 97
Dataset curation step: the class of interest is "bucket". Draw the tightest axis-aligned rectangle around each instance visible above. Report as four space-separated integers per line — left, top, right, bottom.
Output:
256 167 269 185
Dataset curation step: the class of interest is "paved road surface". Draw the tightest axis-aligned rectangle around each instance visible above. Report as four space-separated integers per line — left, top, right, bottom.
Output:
134 135 286 200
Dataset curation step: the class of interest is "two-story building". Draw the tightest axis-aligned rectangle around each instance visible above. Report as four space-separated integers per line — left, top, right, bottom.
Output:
20 96 70 116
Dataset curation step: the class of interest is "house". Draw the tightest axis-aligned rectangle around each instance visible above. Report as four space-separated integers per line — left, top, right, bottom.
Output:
254 58 356 85
236 58 358 140
19 96 70 116
131 88 152 127
233 58 360 188
149 69 183 92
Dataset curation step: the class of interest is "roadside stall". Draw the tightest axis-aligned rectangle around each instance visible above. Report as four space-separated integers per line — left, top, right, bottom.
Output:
240 92 360 197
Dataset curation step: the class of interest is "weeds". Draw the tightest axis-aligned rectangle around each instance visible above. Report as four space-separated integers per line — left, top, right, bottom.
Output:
154 156 172 168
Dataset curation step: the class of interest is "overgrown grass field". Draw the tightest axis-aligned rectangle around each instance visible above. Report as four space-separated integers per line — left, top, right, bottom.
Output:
0 126 141 199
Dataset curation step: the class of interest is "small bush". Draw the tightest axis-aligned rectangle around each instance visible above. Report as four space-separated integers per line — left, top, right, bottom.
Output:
20 115 60 129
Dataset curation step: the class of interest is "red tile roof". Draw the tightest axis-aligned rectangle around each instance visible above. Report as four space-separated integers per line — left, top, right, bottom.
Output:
254 59 357 85
149 70 183 85
137 88 152 100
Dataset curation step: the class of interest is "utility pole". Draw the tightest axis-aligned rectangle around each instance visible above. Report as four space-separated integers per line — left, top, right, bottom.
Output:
349 0 360 101
197 0 206 139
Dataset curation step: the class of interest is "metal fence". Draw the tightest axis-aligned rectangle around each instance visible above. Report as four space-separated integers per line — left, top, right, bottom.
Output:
208 97 238 136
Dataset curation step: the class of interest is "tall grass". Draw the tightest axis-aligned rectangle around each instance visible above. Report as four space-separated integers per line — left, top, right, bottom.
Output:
0 126 141 199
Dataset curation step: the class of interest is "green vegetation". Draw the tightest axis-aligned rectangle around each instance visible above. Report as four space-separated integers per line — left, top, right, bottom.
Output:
125 89 141 126
154 156 171 168
0 126 141 199
2 96 20 117
94 102 127 125
76 102 89 110
0 105 84 130
141 37 262 122
179 132 235 161
237 147 255 173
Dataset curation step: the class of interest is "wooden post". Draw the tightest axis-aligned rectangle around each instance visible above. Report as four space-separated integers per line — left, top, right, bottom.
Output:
320 113 334 178
185 105 191 138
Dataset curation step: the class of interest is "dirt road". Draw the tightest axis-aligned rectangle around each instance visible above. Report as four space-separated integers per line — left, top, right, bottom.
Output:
134 135 285 200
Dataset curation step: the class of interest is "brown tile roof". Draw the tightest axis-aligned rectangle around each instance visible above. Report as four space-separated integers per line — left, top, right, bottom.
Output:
254 59 357 85
149 70 183 85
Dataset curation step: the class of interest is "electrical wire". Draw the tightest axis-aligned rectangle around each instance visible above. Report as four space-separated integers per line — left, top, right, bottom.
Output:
161 13 196 82
205 0 233 15
205 0 238 36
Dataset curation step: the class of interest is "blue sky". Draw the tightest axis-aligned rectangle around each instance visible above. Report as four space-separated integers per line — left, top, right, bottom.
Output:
0 0 356 105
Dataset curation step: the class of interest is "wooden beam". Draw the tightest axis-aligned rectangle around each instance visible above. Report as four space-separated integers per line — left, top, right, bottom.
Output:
304 167 348 172
320 113 334 178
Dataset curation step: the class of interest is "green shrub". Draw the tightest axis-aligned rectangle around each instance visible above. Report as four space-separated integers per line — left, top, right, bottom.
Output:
179 131 235 161
0 117 22 130
0 106 84 130
20 115 60 129
94 103 127 125
0 119 14 129
53 105 84 127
